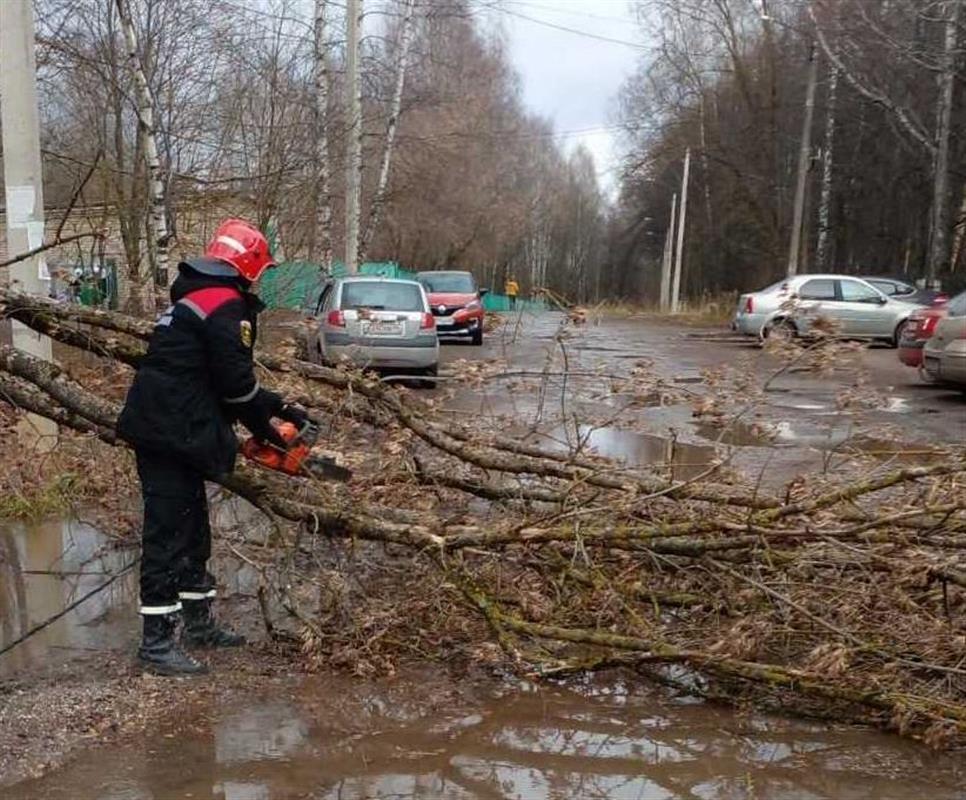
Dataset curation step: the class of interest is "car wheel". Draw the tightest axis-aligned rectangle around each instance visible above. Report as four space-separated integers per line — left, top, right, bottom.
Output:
419 365 438 390
892 320 909 348
765 318 797 342
471 328 483 346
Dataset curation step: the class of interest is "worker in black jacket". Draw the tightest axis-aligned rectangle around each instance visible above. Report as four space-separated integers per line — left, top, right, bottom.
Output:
117 219 307 675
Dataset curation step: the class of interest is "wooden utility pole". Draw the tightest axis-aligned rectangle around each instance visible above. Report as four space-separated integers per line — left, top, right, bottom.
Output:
670 149 690 314
787 43 818 278
0 0 56 437
927 0 960 287
344 0 363 274
659 192 677 311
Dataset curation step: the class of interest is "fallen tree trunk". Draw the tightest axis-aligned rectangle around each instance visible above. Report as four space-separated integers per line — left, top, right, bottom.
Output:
2 293 966 745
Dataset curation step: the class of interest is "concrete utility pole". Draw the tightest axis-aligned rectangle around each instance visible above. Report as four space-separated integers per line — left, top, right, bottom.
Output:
659 192 677 311
1 1 52 346
670 148 690 314
0 0 56 439
344 0 363 274
787 43 818 278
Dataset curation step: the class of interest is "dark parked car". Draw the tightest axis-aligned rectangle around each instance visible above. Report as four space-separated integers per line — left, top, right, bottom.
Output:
863 276 948 307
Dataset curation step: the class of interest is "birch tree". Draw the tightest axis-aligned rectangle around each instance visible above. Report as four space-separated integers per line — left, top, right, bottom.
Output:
313 0 334 270
927 0 960 284
115 0 170 307
815 62 838 270
358 0 417 265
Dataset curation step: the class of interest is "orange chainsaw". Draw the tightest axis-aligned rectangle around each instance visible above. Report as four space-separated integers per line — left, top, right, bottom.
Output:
241 420 351 481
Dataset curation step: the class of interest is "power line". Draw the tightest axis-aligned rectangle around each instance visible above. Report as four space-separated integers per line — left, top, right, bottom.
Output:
474 1 647 49
503 0 637 25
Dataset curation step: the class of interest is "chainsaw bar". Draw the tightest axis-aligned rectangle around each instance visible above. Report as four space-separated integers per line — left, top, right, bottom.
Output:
303 455 352 482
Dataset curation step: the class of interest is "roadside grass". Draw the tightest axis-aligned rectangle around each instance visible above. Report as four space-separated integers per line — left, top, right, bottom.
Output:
591 294 738 327
0 473 80 520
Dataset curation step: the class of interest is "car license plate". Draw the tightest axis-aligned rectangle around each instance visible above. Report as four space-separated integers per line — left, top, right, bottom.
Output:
366 321 403 336
435 317 454 328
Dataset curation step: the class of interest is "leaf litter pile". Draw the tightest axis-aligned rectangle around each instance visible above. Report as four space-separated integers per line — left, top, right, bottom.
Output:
1 288 964 748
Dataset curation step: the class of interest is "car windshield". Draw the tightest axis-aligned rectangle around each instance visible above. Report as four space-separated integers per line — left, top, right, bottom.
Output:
418 273 476 293
341 282 423 311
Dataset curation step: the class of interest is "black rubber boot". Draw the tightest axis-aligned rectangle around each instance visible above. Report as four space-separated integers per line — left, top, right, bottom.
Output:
181 599 246 648
138 614 208 675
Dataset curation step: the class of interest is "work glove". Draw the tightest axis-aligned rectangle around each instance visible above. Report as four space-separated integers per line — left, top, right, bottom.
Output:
278 403 310 430
237 388 287 449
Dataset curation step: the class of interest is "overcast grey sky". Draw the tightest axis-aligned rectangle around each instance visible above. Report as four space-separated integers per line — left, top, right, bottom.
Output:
486 0 644 196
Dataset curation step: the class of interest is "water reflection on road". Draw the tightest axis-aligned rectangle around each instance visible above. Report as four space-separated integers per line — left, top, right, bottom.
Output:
7 672 965 799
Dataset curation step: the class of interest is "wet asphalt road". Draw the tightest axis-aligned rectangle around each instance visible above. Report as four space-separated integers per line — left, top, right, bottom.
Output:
437 312 965 483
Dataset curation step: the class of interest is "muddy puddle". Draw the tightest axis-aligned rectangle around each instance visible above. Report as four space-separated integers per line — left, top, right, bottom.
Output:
4 521 966 799
8 670 966 799
535 424 718 481
0 518 139 677
0 516 260 679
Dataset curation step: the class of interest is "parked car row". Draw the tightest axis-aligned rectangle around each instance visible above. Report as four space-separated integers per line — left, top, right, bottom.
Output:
312 271 487 387
733 274 921 346
733 274 966 390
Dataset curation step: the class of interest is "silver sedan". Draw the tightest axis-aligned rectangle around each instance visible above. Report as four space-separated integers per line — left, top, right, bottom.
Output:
733 274 919 346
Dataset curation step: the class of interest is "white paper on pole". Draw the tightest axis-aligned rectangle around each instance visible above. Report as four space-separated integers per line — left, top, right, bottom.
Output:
4 185 36 225
26 220 45 249
38 256 51 281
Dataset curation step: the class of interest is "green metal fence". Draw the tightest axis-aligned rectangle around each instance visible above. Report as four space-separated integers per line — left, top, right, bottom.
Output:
258 261 546 313
481 294 546 312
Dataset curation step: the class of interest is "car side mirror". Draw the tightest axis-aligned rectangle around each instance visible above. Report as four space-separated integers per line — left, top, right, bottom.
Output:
479 288 490 297
877 295 888 305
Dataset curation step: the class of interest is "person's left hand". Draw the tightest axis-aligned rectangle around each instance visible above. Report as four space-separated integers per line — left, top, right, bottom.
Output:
278 403 310 429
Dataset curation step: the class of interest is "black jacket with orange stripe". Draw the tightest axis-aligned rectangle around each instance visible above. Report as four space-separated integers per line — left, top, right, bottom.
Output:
117 259 283 477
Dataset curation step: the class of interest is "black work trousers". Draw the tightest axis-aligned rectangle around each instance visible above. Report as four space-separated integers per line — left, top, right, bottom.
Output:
135 450 216 614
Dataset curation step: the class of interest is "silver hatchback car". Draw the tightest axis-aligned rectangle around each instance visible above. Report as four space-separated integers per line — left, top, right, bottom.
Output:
314 277 439 382
734 274 919 346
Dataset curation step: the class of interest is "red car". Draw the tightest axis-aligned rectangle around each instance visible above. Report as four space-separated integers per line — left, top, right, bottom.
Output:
415 270 487 345
899 302 949 368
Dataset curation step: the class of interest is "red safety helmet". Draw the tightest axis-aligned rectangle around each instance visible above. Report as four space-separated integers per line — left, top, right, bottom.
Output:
204 219 276 283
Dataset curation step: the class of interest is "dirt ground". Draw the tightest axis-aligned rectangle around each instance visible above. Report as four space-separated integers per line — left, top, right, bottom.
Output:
1 310 964 796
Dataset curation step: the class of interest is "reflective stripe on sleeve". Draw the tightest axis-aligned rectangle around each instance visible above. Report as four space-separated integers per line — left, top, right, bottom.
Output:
140 602 182 615
178 590 217 600
223 382 259 404
178 297 207 319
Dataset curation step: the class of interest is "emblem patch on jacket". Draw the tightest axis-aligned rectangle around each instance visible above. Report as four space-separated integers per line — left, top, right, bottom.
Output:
240 320 253 348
